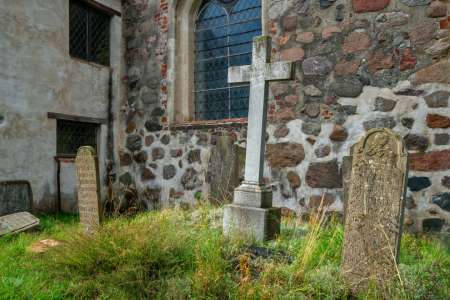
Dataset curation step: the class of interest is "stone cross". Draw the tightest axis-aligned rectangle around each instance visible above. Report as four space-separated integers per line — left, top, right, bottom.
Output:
76 146 103 232
228 36 295 185
340 128 409 291
0 180 34 217
223 36 295 242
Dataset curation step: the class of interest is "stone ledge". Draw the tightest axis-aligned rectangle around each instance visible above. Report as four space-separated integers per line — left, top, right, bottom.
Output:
170 118 248 131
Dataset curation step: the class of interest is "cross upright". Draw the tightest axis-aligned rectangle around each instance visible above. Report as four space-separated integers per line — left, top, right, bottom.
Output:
223 36 295 242
228 36 295 186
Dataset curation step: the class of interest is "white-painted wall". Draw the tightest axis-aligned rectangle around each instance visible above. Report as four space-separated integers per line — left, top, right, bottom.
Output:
0 0 122 213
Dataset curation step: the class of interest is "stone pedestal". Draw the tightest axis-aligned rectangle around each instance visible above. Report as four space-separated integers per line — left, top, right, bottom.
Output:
223 182 281 242
233 182 273 207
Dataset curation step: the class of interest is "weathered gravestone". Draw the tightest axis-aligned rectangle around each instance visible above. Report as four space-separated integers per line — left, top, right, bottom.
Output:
340 128 409 291
0 180 33 217
210 132 239 205
223 36 295 242
76 146 102 232
342 143 358 225
0 212 41 237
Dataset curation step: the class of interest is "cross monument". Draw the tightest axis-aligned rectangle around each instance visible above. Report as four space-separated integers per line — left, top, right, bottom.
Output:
223 36 295 241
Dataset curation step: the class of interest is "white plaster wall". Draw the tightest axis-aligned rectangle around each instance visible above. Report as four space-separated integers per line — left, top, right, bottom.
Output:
0 0 122 213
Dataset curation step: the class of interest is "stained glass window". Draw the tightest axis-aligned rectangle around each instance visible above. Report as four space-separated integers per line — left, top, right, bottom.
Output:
194 0 262 121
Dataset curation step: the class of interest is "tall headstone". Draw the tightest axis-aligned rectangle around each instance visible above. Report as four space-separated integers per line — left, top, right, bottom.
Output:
76 146 102 232
210 132 239 205
340 128 409 290
0 180 33 217
223 36 295 242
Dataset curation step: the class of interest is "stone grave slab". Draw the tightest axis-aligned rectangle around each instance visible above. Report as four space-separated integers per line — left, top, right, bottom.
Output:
340 128 409 291
76 146 103 232
0 212 41 237
0 180 33 217
210 132 239 205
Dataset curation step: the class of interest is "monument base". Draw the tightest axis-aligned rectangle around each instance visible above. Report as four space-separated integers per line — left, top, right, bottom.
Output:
223 204 281 242
233 181 273 207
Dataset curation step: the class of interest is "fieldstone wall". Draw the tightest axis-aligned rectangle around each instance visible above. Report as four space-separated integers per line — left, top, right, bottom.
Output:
119 0 450 233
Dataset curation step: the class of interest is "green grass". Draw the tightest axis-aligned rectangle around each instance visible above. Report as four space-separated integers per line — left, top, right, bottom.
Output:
0 204 449 300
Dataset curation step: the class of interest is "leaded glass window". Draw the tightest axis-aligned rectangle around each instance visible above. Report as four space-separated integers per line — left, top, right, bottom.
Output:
69 0 110 66
194 0 262 121
57 121 97 155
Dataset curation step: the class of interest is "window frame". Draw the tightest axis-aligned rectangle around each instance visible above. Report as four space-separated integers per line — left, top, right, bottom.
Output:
56 121 98 157
167 0 269 126
48 112 107 158
193 0 262 121
69 0 112 67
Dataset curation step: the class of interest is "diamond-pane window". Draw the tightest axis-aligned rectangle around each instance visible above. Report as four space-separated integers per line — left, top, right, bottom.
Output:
69 0 110 66
57 121 97 155
194 0 262 121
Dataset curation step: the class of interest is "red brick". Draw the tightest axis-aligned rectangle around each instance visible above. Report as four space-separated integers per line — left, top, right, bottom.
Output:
410 150 450 171
124 52 130 65
353 0 390 13
426 113 450 128
125 124 136 133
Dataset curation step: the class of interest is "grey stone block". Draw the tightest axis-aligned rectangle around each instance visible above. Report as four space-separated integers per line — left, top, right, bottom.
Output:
223 204 281 242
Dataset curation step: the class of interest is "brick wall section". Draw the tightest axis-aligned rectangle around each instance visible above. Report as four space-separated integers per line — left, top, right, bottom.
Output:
119 0 450 233
154 0 169 129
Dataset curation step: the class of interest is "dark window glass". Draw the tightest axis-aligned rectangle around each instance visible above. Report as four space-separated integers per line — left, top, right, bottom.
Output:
194 0 262 121
57 121 97 155
69 1 110 66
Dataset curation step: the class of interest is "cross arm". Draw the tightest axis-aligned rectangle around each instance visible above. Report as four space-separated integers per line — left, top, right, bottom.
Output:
228 65 251 84
265 61 295 82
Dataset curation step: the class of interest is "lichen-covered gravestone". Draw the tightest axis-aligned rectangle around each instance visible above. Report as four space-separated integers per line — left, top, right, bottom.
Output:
0 180 33 217
76 146 102 232
341 128 409 290
210 132 239 205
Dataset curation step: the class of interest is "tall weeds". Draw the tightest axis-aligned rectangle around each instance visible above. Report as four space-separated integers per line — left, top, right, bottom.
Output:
35 211 199 298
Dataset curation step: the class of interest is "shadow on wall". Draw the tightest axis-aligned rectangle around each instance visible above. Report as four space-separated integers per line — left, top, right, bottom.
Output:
34 182 57 214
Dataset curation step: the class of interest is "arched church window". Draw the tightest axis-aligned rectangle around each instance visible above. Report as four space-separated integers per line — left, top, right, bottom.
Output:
194 0 262 121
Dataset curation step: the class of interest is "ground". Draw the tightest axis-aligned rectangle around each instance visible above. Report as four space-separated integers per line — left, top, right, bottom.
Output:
0 201 449 300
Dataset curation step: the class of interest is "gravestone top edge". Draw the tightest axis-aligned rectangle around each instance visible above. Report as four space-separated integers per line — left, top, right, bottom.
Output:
354 127 409 158
0 180 32 186
76 146 99 159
